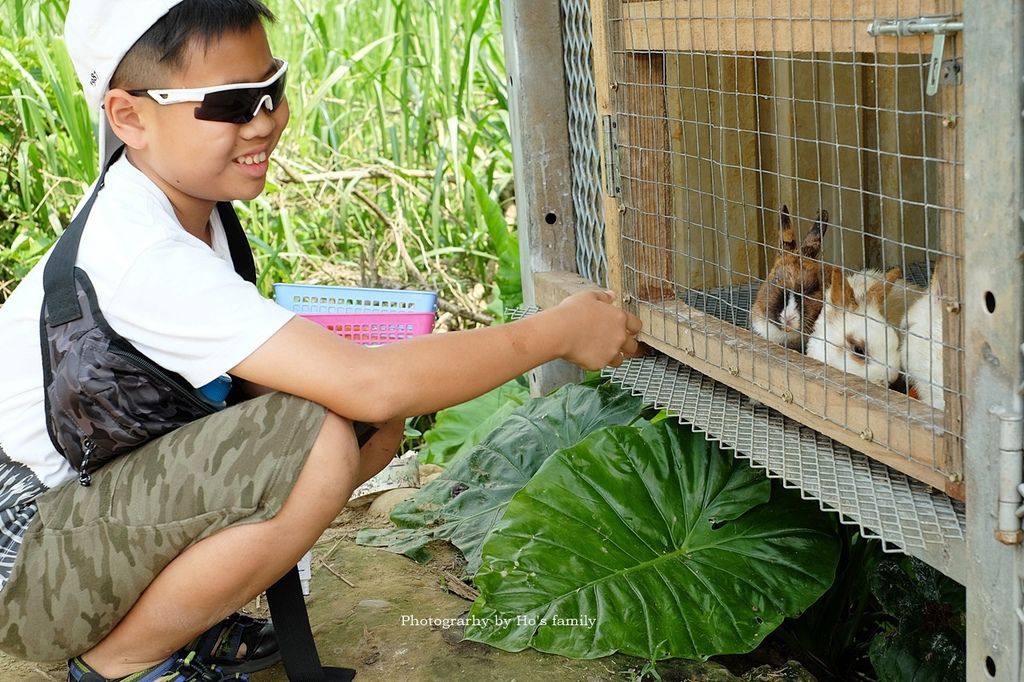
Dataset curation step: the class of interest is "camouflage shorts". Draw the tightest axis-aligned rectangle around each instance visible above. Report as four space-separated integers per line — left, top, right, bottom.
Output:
0 391 326 662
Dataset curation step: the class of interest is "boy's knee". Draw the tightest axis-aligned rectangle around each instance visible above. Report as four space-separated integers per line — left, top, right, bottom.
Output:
292 410 362 500
318 410 359 454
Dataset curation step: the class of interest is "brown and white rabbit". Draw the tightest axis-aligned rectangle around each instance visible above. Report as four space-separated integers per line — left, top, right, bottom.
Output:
750 206 830 351
805 267 921 388
902 280 945 410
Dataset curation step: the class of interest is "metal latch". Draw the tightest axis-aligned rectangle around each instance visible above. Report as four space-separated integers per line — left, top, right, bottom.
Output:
602 115 621 198
867 16 964 96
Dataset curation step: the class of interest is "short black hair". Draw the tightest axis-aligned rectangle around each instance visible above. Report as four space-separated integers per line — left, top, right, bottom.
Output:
110 0 276 90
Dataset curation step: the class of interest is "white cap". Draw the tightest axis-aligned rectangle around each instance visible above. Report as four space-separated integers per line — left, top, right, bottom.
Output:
64 0 187 171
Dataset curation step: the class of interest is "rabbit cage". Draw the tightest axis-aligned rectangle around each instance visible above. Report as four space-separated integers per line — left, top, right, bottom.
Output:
505 0 1024 677
596 0 965 497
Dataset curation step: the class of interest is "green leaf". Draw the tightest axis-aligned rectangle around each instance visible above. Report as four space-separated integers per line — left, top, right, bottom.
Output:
418 379 530 466
465 422 840 660
466 170 521 310
355 527 434 564
356 382 645 573
775 526 884 678
869 628 966 682
868 557 966 682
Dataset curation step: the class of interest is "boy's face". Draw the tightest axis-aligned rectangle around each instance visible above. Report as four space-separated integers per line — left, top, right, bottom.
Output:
120 23 289 218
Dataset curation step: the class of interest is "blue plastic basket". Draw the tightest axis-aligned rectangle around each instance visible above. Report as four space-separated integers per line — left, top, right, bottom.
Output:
273 283 437 314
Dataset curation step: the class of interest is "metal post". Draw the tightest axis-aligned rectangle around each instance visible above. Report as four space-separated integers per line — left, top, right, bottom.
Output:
499 0 585 396
964 1 1024 679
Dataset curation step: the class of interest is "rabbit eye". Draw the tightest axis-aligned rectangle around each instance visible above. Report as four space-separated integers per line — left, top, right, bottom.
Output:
852 342 866 357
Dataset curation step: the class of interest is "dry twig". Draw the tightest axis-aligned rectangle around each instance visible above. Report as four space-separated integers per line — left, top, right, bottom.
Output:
436 298 494 326
319 556 356 588
319 537 346 565
439 570 480 601
351 188 426 286
275 158 437 184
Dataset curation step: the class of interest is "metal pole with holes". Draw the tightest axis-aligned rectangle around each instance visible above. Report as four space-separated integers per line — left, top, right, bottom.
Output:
964 0 1024 678
499 0 584 395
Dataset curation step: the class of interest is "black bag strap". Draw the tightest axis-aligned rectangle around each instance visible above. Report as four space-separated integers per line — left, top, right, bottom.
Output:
42 146 257 326
217 202 257 285
41 150 114 326
266 568 356 682
264 424 375 680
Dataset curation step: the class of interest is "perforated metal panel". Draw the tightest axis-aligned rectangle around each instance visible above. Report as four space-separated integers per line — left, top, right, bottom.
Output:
605 354 966 582
560 0 608 287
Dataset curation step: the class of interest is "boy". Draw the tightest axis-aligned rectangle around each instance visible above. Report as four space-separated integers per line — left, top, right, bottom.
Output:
0 1 641 681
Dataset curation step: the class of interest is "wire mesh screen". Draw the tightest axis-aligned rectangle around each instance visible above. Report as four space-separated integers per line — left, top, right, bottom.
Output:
561 0 609 286
597 1 964 497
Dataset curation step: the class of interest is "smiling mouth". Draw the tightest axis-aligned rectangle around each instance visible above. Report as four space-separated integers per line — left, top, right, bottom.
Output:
235 151 268 165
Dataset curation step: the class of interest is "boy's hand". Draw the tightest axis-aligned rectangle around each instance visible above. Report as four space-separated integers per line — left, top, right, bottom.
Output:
553 289 643 370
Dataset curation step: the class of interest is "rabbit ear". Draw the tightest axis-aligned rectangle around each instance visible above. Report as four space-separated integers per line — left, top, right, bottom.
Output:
800 208 829 258
867 267 902 307
883 267 902 299
927 257 945 299
828 267 853 307
779 206 797 252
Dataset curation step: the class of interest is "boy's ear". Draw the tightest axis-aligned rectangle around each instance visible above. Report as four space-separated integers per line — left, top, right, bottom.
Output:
104 89 149 151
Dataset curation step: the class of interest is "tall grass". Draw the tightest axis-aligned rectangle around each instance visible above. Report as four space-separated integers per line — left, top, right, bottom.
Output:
0 0 517 323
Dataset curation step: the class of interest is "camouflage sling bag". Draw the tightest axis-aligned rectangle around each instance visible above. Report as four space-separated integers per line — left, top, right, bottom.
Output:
39 147 259 486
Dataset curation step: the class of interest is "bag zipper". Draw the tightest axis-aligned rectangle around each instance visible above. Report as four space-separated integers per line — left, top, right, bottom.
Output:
108 346 218 415
79 437 95 486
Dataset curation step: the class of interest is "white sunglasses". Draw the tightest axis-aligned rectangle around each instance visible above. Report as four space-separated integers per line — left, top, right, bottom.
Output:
127 59 288 123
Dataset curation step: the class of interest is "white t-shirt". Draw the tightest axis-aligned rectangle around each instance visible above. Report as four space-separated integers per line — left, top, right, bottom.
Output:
0 155 294 590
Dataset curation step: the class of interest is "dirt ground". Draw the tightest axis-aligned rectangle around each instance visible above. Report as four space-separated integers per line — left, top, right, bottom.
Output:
0 506 817 682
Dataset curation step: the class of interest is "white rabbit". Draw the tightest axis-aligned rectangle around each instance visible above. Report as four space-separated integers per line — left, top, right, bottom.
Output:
902 280 945 410
806 267 920 388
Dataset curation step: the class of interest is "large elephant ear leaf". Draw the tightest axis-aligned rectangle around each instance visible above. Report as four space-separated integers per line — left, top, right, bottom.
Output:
355 382 646 573
418 379 530 466
465 421 839 660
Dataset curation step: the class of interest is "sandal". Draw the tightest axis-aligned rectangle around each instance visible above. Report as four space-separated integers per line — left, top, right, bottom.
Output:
68 650 246 681
191 612 280 674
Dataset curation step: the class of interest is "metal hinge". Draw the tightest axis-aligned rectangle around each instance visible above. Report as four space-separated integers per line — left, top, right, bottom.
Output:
602 115 621 198
867 16 964 96
991 405 1024 544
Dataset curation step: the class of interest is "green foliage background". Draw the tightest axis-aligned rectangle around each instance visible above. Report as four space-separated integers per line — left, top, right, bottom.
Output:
0 0 517 318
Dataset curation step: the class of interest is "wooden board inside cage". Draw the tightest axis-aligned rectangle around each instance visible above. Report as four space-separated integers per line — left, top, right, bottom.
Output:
588 0 964 494
621 1 955 55
654 51 941 288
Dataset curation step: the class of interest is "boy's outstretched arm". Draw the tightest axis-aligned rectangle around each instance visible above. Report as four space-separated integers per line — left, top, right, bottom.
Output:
231 289 642 422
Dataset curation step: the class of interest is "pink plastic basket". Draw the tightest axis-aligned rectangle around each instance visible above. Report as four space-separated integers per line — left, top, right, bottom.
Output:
301 312 434 346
